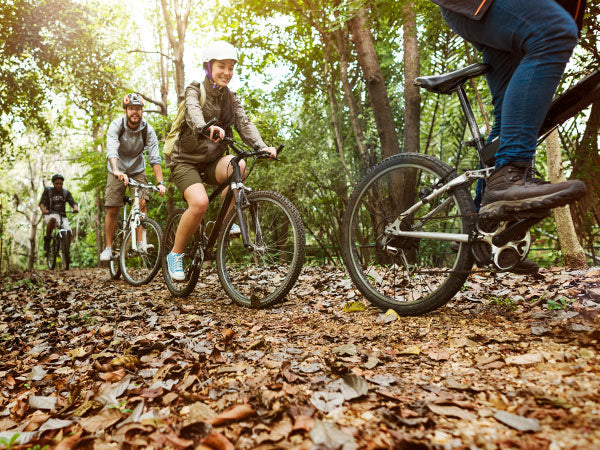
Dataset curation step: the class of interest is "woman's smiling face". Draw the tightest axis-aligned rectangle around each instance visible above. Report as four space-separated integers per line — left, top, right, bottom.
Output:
211 59 236 87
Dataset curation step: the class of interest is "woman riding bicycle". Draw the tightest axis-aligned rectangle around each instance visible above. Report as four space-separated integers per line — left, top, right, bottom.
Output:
166 41 277 281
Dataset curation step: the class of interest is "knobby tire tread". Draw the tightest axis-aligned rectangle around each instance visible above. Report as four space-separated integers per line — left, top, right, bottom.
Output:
216 190 305 308
341 152 475 315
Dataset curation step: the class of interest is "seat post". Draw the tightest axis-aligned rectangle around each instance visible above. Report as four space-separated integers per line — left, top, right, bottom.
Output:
456 85 485 152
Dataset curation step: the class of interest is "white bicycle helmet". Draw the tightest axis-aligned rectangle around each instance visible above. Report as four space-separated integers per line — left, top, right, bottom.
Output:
202 41 238 64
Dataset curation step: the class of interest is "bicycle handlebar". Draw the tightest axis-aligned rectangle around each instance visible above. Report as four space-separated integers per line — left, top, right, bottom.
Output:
199 119 285 160
128 179 160 192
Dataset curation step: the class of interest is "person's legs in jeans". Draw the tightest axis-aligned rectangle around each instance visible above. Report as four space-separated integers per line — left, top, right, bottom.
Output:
442 0 585 218
473 46 522 209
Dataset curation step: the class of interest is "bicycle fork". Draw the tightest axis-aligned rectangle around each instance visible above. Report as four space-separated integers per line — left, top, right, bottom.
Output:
233 185 264 252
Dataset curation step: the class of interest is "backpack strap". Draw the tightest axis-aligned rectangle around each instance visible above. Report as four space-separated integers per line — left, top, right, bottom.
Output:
118 116 148 147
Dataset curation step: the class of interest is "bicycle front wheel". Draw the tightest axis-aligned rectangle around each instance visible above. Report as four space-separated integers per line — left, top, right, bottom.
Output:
161 209 202 297
216 190 305 308
341 153 475 315
61 235 70 270
120 217 163 286
46 236 58 270
109 223 122 279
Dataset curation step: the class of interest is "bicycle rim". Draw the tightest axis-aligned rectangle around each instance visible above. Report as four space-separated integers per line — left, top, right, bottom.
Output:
216 191 305 308
61 236 70 270
342 153 475 315
120 218 163 286
46 237 57 270
161 209 201 297
109 224 122 279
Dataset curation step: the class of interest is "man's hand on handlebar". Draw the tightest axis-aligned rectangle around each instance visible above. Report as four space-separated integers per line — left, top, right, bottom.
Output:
157 184 167 196
262 147 278 159
114 170 129 186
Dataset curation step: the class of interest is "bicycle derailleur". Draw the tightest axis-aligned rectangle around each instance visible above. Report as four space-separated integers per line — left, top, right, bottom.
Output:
471 211 549 271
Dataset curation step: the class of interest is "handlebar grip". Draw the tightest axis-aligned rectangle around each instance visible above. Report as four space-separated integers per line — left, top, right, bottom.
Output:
199 117 218 135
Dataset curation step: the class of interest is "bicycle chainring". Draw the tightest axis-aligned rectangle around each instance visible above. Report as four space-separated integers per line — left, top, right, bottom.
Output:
473 218 531 271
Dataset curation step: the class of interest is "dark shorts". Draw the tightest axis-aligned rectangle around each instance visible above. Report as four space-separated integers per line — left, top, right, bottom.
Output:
170 159 222 197
105 171 149 207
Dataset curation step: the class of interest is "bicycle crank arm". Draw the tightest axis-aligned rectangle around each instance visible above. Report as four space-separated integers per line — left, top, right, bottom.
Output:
491 215 547 247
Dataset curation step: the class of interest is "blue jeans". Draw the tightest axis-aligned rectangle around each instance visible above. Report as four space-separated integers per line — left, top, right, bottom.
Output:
442 0 578 207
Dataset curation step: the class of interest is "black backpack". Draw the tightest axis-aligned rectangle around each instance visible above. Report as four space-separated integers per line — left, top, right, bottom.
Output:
117 117 148 147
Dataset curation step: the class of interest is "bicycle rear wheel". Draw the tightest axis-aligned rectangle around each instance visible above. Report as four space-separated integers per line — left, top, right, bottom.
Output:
341 153 475 315
46 236 58 270
161 209 202 297
109 223 122 279
216 190 305 308
120 217 163 286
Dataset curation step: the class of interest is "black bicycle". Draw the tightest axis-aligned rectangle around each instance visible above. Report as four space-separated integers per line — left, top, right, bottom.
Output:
161 125 306 308
341 63 600 315
46 214 73 270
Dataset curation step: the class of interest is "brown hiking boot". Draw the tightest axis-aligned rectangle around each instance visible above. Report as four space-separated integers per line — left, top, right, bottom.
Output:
479 162 586 220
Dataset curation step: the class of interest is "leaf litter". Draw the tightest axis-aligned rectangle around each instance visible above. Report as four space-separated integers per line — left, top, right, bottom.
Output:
0 266 599 448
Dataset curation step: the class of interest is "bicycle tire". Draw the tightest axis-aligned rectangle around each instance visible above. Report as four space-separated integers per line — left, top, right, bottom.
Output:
61 235 70 270
161 209 202 297
216 190 305 308
46 235 58 270
120 217 163 286
341 153 475 315
109 222 122 279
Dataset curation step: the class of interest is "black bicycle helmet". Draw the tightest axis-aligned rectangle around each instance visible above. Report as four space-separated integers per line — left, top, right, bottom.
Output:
123 93 144 108
51 173 64 182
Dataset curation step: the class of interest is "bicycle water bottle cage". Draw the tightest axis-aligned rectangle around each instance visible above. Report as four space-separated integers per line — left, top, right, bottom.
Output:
414 63 490 95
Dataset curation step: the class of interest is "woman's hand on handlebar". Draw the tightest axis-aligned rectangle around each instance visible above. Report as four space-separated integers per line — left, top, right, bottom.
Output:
208 125 225 143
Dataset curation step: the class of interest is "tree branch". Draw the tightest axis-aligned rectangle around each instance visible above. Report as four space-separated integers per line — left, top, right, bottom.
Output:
128 48 174 62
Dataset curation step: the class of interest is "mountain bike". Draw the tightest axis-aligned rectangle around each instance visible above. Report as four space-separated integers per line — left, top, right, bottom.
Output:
341 63 600 316
107 179 163 286
46 214 73 270
161 125 306 308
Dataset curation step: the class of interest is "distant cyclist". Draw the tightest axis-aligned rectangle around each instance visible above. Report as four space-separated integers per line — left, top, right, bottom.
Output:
431 0 588 273
39 174 79 253
100 93 167 262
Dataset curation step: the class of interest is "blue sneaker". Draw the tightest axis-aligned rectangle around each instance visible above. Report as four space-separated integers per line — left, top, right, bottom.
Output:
229 224 241 236
167 252 185 281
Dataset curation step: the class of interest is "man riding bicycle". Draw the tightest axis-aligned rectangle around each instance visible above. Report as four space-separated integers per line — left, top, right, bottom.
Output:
39 174 79 253
100 92 167 262
431 0 588 273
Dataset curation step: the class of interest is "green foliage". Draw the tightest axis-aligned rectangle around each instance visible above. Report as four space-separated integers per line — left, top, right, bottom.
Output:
546 296 574 310
0 433 20 450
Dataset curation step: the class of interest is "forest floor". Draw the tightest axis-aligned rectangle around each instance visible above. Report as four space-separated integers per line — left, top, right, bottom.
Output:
1 265 599 450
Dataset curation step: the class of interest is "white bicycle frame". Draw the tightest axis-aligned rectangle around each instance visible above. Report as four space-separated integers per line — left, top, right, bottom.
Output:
383 167 494 244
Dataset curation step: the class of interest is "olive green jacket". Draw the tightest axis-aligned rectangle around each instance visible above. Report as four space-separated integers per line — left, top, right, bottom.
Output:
170 77 267 167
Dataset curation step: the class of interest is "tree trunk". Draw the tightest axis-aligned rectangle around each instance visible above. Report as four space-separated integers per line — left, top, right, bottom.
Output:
27 213 38 271
546 130 587 269
402 3 421 154
349 6 401 160
160 0 190 103
332 27 370 172
92 124 105 266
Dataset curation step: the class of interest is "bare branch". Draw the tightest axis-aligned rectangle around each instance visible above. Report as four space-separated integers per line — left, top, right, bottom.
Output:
135 92 166 111
128 48 174 62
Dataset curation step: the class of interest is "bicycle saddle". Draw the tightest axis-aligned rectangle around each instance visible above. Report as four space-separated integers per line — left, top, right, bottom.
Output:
414 63 491 94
